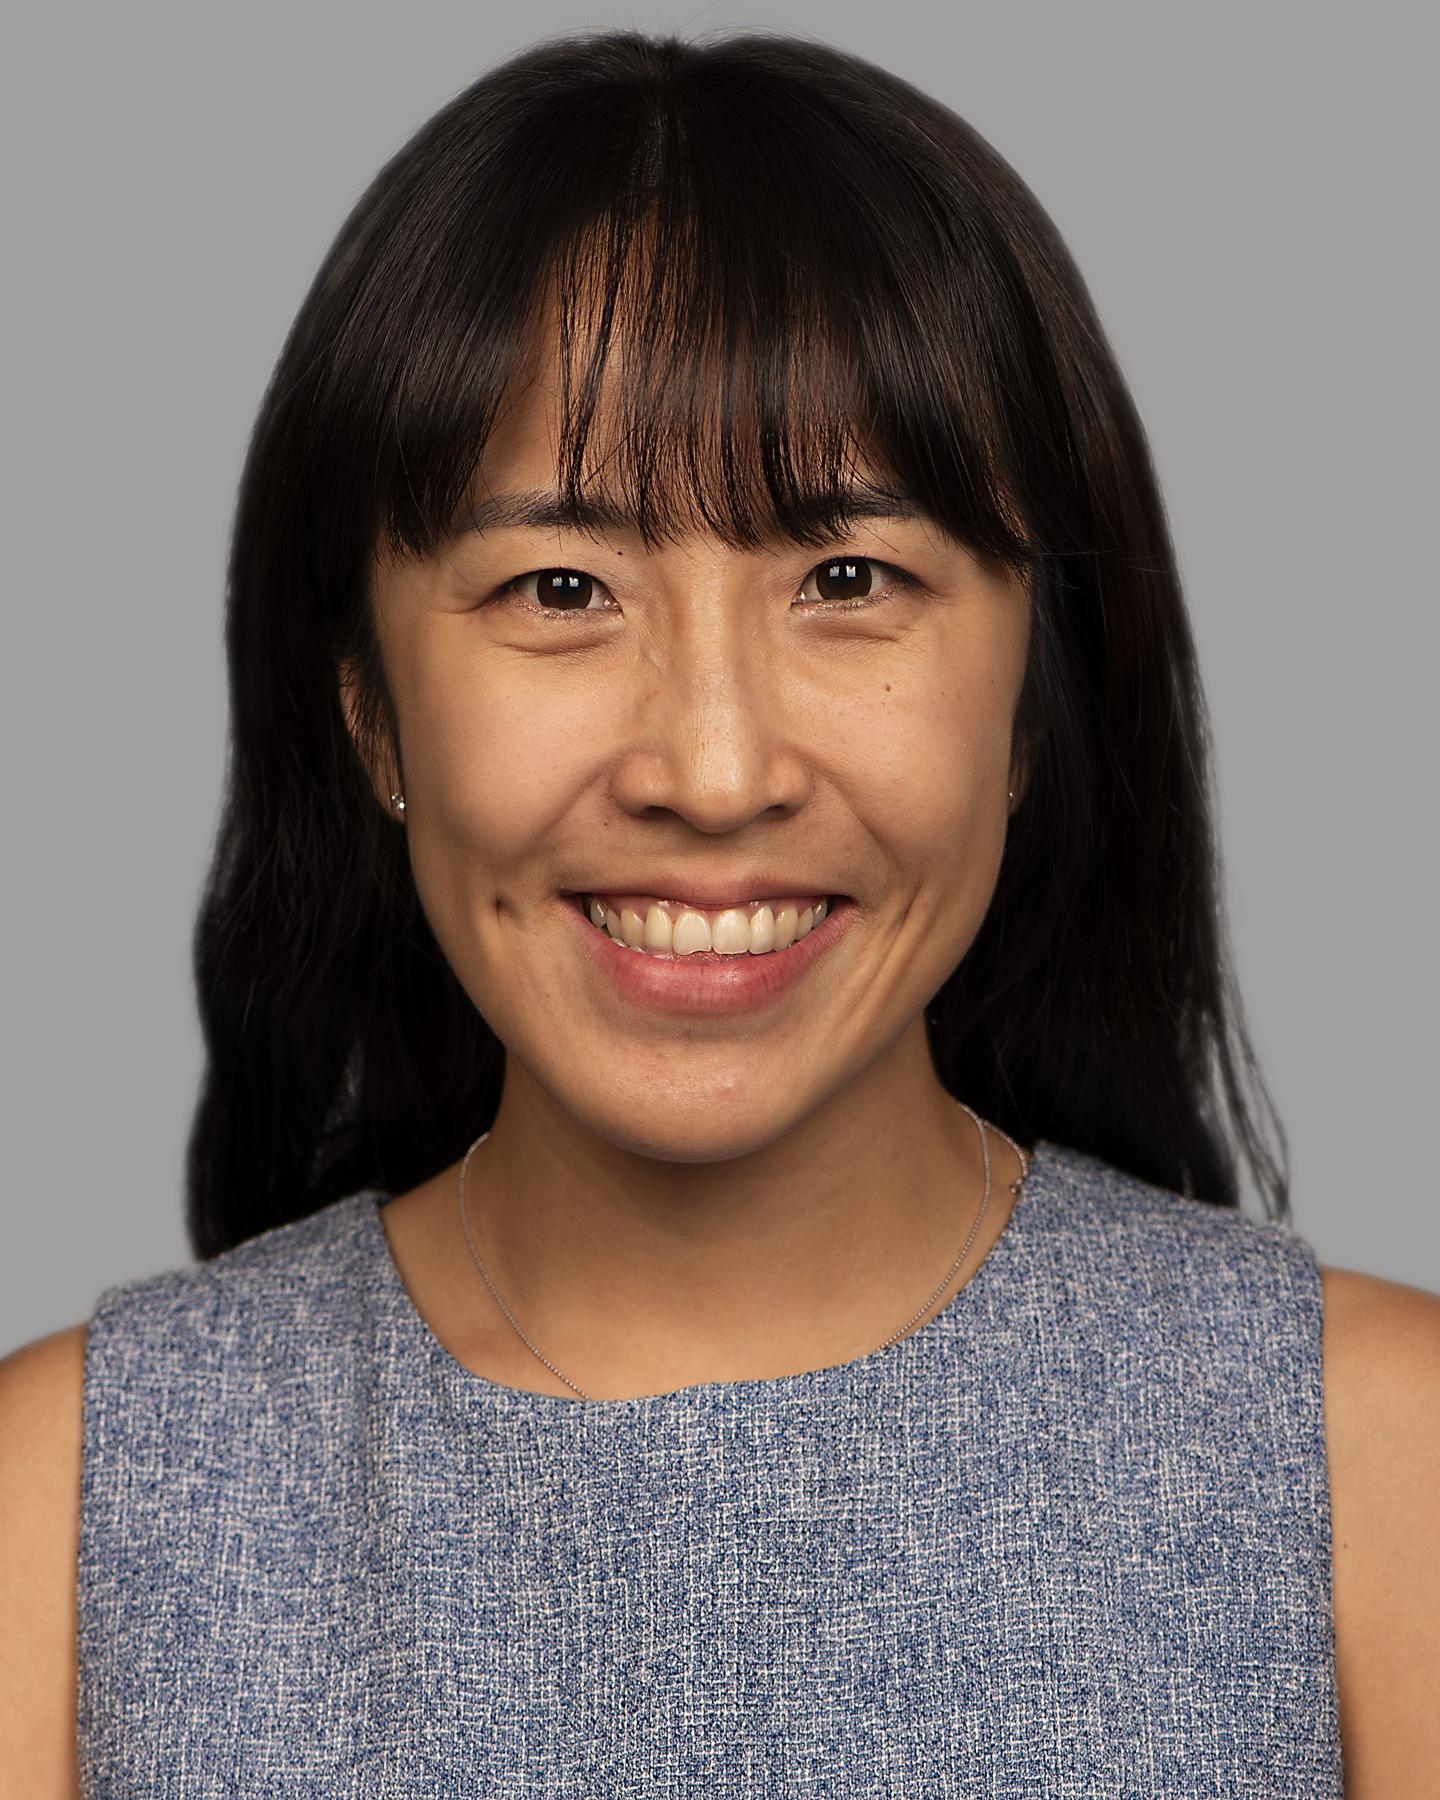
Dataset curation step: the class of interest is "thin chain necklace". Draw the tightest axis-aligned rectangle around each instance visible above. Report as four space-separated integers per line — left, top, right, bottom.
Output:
456 1099 1031 1401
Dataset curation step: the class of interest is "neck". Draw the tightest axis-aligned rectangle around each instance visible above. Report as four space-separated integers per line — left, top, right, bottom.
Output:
440 1023 1023 1397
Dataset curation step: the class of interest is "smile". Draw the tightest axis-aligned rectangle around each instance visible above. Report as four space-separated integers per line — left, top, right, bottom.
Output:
577 893 833 958
563 890 855 1016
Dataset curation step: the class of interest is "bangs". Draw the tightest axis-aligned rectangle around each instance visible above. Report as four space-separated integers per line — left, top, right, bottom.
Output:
337 35 1038 577
209 33 1268 1240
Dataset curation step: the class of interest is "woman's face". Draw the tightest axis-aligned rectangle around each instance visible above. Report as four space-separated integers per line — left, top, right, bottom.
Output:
353 353 1031 1164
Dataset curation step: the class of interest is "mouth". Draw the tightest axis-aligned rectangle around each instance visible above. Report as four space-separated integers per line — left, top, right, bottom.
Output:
561 891 856 1015
568 892 848 959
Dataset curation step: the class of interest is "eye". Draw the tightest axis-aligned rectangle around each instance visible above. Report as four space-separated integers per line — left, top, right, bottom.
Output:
490 554 919 622
495 567 617 620
794 555 917 611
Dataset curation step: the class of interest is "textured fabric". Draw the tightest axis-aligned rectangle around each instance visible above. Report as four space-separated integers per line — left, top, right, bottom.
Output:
76 1138 1342 1797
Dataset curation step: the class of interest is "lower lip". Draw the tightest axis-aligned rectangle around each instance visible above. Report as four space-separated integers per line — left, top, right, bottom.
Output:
562 895 856 1016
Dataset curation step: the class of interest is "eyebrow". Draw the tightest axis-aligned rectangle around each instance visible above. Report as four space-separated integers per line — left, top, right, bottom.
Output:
443 479 927 542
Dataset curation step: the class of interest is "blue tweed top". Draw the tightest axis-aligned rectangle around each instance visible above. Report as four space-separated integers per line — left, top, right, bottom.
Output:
76 1138 1342 1796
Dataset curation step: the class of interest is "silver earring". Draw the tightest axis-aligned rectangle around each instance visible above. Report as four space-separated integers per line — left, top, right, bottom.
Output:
390 792 406 816
1008 788 1015 801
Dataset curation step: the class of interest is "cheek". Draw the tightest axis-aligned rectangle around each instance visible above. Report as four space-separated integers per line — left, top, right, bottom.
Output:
842 667 1010 890
397 642 597 882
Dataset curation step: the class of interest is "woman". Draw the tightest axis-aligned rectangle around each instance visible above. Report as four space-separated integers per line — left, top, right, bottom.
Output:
2 26 1434 1795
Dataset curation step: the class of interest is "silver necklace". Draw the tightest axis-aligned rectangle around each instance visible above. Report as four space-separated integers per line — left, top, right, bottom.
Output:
456 1098 1031 1401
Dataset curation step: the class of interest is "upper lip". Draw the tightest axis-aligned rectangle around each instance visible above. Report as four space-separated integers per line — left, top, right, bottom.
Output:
569 879 845 909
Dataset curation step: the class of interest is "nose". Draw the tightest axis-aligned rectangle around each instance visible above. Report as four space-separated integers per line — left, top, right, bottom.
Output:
606 611 814 832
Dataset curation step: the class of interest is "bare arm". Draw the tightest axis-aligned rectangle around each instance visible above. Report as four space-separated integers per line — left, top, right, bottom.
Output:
1322 1265 1440 1796
0 1323 87 1800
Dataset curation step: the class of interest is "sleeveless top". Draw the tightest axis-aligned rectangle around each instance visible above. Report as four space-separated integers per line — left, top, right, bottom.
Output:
76 1139 1343 1796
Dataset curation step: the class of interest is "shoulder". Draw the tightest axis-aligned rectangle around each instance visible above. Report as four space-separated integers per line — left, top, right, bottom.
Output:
1034 1141 1291 1258
0 1197 376 1791
84 1193 378 1375
1318 1264 1440 1793
0 1322 88 1797
1031 1141 1321 1329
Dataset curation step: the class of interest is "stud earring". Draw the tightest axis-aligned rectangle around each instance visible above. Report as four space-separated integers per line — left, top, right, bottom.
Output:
389 792 406 817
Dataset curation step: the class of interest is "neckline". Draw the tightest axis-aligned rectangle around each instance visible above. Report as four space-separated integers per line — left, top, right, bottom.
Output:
356 1138 1059 1415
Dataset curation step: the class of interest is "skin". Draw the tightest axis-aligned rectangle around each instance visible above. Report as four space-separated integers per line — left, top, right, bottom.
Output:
1 326 1435 1791
340 329 1035 1404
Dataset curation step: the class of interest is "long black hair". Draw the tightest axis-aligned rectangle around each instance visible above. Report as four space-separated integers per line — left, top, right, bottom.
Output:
186 25 1287 1258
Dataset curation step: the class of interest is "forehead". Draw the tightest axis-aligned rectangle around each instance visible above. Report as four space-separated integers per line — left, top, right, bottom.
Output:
446 313 929 553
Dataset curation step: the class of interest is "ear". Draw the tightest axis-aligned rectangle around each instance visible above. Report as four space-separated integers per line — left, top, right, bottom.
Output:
1007 737 1030 814
336 657 402 818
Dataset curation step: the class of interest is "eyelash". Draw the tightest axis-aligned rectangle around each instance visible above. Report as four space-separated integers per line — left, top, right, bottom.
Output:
490 555 920 623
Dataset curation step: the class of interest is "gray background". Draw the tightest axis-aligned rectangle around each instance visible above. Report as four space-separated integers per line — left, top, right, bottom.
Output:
4 2 1434 1356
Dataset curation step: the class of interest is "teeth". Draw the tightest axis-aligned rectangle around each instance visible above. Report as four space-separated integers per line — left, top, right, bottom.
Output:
582 895 832 957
